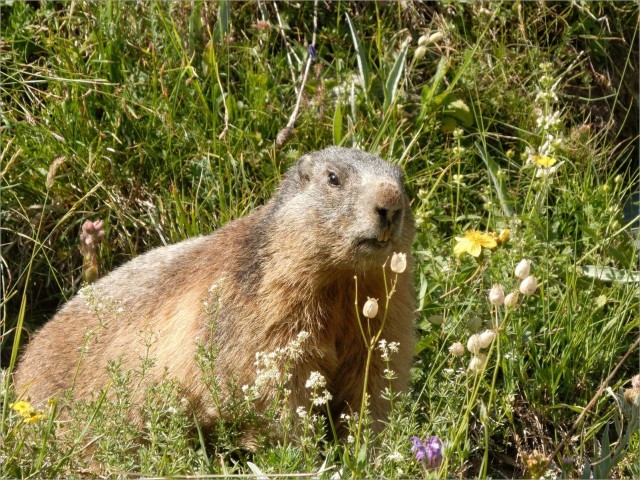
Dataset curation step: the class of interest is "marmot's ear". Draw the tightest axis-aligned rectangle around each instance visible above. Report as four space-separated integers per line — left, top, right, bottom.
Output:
295 155 314 186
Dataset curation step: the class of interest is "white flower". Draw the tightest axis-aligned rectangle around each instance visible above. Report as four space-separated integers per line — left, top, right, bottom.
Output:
449 341 465 357
478 330 496 349
466 334 482 354
388 451 404 462
535 161 564 178
489 284 505 306
515 259 531 279
362 297 379 318
504 291 519 308
390 252 407 273
519 275 538 296
347 435 355 444
305 371 327 390
383 368 396 379
296 406 307 419
378 340 400 362
468 354 487 373
313 389 333 406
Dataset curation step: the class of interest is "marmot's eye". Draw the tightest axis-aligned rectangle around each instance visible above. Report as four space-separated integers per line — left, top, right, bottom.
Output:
327 172 340 186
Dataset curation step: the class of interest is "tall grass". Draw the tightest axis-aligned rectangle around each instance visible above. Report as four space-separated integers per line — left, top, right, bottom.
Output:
1 1 638 478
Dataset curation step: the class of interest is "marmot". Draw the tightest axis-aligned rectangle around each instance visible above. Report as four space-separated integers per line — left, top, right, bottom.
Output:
14 147 416 435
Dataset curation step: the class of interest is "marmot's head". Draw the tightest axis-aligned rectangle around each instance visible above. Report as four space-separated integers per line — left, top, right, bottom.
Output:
271 147 415 272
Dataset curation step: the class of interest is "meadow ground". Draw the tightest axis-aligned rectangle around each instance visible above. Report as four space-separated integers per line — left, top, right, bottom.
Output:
1 1 639 478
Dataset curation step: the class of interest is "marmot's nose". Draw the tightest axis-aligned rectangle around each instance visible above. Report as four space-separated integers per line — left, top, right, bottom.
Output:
375 181 403 226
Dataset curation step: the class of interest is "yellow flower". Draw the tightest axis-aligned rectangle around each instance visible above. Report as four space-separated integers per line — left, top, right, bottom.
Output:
496 229 510 245
11 401 43 424
11 401 33 416
454 230 497 258
533 155 557 167
24 413 44 424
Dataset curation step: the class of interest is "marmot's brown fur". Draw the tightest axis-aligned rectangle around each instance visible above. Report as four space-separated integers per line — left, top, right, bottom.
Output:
14 147 416 434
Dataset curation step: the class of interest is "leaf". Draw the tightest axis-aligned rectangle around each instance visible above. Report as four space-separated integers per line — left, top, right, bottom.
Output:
433 91 456 108
418 271 428 311
441 116 458 133
580 456 591 479
418 57 448 122
213 0 230 44
247 462 268 480
581 265 640 283
383 42 409 111
443 98 473 126
345 12 370 95
356 444 368 469
594 424 612 478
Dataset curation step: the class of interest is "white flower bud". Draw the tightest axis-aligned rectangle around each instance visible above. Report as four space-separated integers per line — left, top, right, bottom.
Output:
515 259 532 280
418 31 444 47
449 341 465 357
478 330 496 349
468 354 487 373
504 291 519 308
413 45 427 61
519 275 538 296
363 297 379 318
466 334 482 354
390 252 407 273
489 284 505 306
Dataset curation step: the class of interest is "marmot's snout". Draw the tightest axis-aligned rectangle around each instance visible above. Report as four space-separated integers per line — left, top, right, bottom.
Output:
374 180 404 240
366 179 405 245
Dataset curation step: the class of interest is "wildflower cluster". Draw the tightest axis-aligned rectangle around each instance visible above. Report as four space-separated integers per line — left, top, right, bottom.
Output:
305 371 333 407
377 339 400 362
488 259 538 311
378 339 400 381
527 62 565 179
244 331 310 401
448 259 540 373
10 401 44 424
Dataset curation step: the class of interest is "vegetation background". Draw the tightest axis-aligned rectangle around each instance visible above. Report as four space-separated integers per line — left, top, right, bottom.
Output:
1 1 638 478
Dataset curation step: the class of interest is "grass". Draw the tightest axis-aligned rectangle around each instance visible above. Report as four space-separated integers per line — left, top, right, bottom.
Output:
1 1 639 478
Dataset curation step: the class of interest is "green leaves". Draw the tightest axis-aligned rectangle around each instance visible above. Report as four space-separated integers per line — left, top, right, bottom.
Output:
345 12 371 97
383 41 409 112
581 265 640 283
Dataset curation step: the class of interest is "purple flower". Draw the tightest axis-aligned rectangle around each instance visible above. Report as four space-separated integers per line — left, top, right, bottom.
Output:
411 436 443 469
424 436 443 469
410 436 426 461
308 44 317 61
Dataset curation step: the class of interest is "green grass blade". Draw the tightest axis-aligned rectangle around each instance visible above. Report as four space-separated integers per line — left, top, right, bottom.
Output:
476 141 514 218
383 41 408 112
333 98 343 145
345 12 370 97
